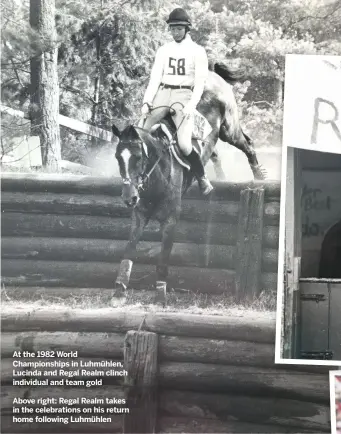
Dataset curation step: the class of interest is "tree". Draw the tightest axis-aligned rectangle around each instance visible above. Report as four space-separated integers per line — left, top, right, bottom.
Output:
29 0 61 169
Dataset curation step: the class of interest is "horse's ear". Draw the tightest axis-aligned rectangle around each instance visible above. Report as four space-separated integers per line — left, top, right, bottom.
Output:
112 124 121 138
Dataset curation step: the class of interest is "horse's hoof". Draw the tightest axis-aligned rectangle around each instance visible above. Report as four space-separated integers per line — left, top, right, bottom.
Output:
253 165 268 180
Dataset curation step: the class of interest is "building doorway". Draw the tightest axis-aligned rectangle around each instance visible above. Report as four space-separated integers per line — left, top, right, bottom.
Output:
319 220 341 278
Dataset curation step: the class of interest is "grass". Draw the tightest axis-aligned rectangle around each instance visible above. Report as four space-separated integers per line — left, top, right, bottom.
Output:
1 286 276 318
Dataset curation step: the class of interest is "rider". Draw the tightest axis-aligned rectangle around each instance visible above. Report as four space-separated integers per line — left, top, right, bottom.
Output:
141 8 213 195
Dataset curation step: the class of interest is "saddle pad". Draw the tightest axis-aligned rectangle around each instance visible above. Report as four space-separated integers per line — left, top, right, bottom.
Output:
193 109 212 142
151 111 212 170
153 122 203 170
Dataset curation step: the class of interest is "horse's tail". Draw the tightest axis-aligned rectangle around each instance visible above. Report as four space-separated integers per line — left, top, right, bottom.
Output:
213 62 245 85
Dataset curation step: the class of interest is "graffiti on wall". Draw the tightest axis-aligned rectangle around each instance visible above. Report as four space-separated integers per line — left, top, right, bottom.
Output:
302 184 332 237
302 170 341 249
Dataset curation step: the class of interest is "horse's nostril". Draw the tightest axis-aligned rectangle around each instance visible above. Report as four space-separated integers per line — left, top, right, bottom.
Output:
132 196 138 204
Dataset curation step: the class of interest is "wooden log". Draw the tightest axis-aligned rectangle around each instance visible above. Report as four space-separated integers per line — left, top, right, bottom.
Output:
0 414 122 433
123 331 158 434
1 357 125 385
0 172 281 199
159 335 275 367
1 386 330 432
0 385 330 432
1 211 280 249
1 331 331 373
1 237 278 272
264 224 279 248
159 390 330 432
2 286 116 300
235 188 264 301
261 271 278 292
264 200 280 226
0 192 237 224
1 331 272 368
1 212 238 246
0 328 330 378
158 362 330 403
1 259 277 294
0 259 238 294
158 416 317 433
1 386 125 412
1 331 124 358
0 307 276 343
0 192 280 225
0 416 319 434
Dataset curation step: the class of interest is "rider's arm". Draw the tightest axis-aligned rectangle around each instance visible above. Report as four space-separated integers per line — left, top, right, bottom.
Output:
143 46 165 106
189 46 209 109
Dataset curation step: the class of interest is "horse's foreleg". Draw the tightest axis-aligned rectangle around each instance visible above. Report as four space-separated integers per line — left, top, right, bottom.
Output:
114 209 148 297
219 123 267 180
155 215 177 306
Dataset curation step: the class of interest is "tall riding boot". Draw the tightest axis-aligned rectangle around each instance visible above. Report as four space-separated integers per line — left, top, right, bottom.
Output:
186 149 213 195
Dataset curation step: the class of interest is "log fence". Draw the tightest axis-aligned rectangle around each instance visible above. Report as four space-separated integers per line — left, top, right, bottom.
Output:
1 173 280 299
0 306 331 433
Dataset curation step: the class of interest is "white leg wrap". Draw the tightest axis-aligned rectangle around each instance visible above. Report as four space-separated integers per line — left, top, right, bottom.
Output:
115 259 133 289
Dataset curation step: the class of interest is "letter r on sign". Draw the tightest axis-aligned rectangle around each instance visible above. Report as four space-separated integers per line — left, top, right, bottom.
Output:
311 97 341 144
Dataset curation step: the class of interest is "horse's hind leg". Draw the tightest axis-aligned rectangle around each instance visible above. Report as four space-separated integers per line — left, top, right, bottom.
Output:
114 208 148 298
155 214 178 306
219 123 267 180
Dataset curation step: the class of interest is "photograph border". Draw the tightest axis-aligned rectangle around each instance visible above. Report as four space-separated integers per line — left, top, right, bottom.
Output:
329 370 341 434
274 144 341 366
275 54 341 366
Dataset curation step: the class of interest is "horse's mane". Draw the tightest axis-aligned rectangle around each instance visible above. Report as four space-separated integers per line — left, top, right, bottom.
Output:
213 62 245 85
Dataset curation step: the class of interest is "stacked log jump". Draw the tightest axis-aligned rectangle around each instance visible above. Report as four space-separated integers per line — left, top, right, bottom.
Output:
1 306 331 433
1 173 280 298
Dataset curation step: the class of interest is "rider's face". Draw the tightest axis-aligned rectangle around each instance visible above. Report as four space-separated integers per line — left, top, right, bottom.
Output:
169 25 186 42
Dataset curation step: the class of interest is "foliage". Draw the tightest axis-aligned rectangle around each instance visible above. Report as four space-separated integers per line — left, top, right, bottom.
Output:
1 0 341 165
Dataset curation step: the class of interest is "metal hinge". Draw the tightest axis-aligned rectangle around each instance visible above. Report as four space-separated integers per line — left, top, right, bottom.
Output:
300 293 326 302
300 351 333 360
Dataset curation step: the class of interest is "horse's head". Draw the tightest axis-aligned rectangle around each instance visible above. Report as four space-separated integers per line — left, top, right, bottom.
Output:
112 123 153 208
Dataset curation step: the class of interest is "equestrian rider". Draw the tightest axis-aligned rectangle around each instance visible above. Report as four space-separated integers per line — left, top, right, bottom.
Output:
141 8 213 195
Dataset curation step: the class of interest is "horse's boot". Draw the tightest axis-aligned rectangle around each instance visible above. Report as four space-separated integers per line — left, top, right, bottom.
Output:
186 149 213 195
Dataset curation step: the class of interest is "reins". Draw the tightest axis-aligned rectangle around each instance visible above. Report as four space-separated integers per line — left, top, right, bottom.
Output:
137 102 186 191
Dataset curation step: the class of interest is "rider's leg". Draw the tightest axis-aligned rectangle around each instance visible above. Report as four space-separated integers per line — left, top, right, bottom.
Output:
142 88 170 131
171 89 213 195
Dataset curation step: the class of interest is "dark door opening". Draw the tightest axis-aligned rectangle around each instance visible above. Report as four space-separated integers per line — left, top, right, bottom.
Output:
319 220 341 278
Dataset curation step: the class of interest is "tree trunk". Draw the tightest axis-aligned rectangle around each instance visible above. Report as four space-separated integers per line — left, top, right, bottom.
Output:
29 0 61 170
275 78 283 105
91 30 102 149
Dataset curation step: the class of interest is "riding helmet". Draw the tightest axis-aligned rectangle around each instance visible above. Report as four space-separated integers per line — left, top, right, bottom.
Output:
166 8 191 27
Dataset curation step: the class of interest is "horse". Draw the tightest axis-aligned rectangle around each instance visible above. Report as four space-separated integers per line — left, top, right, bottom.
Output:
111 62 267 305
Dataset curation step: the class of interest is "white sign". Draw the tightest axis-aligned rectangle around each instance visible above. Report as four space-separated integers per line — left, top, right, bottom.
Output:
283 54 341 154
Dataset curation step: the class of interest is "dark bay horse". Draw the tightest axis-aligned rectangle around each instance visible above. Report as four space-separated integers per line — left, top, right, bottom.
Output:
111 62 267 304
